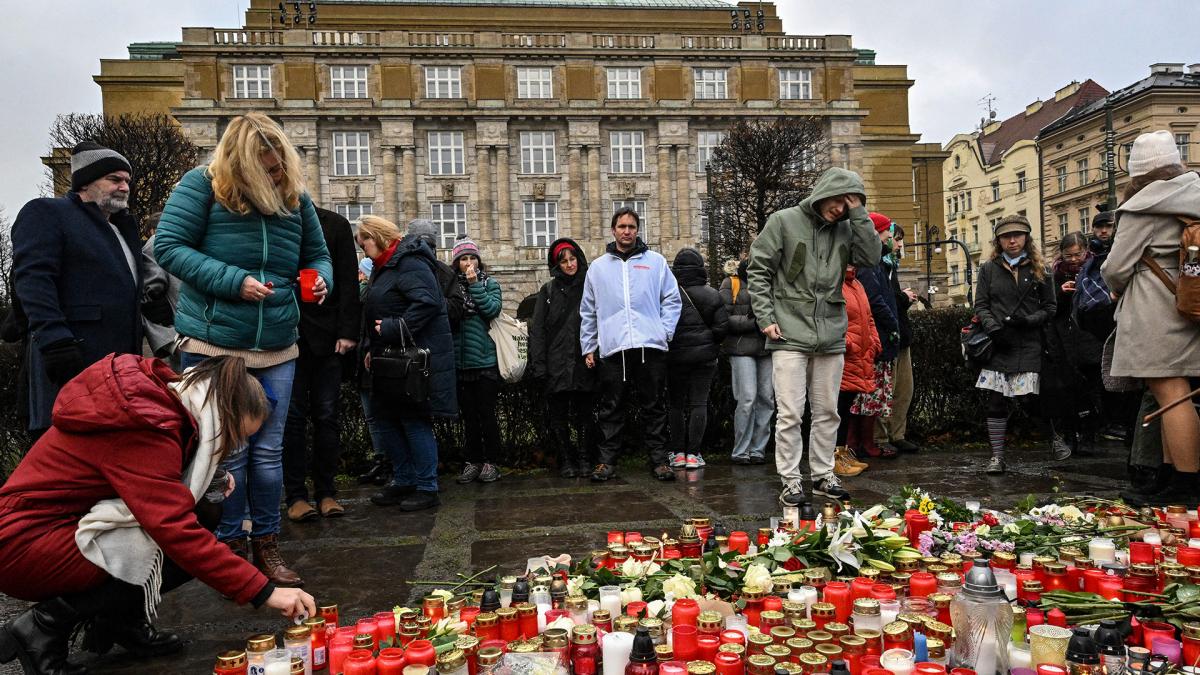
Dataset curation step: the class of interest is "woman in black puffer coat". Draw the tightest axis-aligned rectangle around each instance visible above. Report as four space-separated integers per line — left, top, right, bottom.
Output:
666 248 728 470
528 238 597 478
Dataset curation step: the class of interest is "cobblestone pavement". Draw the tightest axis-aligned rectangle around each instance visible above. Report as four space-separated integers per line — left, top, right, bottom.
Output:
0 441 1127 674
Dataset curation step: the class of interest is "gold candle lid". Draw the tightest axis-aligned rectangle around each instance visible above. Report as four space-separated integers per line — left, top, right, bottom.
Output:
807 630 833 644
742 585 765 600
424 595 446 608
283 625 311 641
698 610 724 630
810 602 836 618
478 647 504 666
761 610 786 624
591 609 611 623
928 593 953 608
825 622 849 636
515 602 537 616
770 626 796 641
438 649 467 670
852 599 880 616
749 632 774 647
217 651 247 668
655 644 674 661
456 634 481 650
354 633 374 649
748 655 777 669
246 634 276 653
640 617 665 638
687 661 716 675
495 607 517 620
815 644 843 658
614 616 640 633
571 624 597 644
800 653 828 667
720 643 747 655
565 595 589 611
764 645 791 660
791 618 816 633
474 612 497 627
786 637 813 653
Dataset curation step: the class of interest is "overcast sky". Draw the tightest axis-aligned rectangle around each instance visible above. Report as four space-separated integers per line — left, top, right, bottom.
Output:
1 1 1196 219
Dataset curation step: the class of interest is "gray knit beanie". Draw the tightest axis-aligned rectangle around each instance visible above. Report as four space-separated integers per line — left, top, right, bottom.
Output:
407 218 439 247
70 141 132 191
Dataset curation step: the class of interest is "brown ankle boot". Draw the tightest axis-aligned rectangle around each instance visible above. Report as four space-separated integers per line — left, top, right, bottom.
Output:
251 534 303 587
226 537 250 561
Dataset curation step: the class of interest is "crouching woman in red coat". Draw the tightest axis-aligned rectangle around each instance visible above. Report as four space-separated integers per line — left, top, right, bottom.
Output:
0 354 315 675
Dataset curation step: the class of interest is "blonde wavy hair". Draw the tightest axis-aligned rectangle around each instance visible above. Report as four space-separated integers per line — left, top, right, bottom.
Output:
208 112 304 216
986 232 1047 282
357 215 403 251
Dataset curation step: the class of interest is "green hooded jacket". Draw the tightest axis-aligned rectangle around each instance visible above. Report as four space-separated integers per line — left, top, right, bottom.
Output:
746 167 881 354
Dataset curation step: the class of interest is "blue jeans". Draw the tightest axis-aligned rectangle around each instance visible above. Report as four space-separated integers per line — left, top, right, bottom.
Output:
369 397 439 493
359 390 386 461
180 351 296 540
730 355 775 460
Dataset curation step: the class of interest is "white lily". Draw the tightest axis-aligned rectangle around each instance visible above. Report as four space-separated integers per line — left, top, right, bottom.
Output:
861 504 885 520
880 517 904 529
974 524 991 536
547 615 576 631
827 526 860 571
769 531 792 548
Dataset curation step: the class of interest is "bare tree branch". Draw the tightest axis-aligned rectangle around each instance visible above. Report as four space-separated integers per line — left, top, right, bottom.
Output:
704 117 830 278
45 113 200 237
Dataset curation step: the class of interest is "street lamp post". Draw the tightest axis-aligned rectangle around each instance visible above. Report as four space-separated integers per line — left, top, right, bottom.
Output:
907 231 974 307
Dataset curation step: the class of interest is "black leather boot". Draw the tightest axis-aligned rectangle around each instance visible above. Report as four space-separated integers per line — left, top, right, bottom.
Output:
79 579 181 657
357 457 392 485
0 597 88 675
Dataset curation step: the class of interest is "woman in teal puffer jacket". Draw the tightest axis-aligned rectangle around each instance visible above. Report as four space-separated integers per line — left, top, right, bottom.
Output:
155 112 333 588
448 235 504 484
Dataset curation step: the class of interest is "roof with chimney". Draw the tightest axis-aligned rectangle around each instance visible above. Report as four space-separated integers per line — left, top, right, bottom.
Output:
975 79 1108 166
1040 64 1200 137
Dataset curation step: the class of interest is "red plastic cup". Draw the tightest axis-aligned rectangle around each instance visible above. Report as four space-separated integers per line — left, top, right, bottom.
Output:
300 268 319 302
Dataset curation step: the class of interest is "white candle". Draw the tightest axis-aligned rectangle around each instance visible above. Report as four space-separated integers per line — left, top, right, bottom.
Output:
880 599 900 627
264 664 290 675
725 613 748 640
599 586 622 619
975 623 999 675
880 648 915 675
588 599 600 622
1145 531 1163 546
602 630 634 675
782 506 800 529
536 601 551 632
1019 552 1035 567
796 586 818 619
1089 537 1116 564
1010 642 1032 670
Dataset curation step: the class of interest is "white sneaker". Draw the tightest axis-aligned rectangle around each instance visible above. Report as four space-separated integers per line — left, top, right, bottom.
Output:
685 454 705 469
669 452 687 469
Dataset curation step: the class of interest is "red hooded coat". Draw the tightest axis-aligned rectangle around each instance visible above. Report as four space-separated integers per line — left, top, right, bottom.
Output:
840 269 880 393
0 354 269 604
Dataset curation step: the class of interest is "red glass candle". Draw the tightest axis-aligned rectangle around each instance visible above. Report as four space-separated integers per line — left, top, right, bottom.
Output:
1025 609 1044 634
1066 566 1085 592
1142 621 1177 651
673 598 700 627
823 582 853 623
406 639 437 667
1083 569 1106 595
1046 608 1067 628
905 511 932 547
1042 567 1069 593
1098 576 1124 602
609 531 626 545
915 663 946 675
673 625 699 661
460 607 481 628
851 578 875 601
1130 542 1155 565
376 648 406 675
864 669 892 675
343 651 377 675
870 585 896 602
908 573 937 599
1182 623 1200 669
764 596 783 614
729 532 751 555
715 651 745 675
545 609 570 625
1179 548 1200 568
423 597 446 624
356 619 379 651
627 602 648 618
861 656 881 672
572 631 599 675
1014 568 1035 594
375 612 396 649
721 630 747 646
517 605 538 640
481 639 507 655
698 635 721 662
320 604 340 629
626 531 644 544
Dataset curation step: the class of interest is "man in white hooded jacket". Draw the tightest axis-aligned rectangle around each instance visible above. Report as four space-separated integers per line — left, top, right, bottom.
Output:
580 208 682 482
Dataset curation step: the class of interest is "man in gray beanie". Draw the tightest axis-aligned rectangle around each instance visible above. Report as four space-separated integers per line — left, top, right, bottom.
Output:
11 141 146 435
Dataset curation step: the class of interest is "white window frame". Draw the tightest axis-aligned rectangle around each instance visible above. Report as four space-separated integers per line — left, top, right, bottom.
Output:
966 191 973 211
427 131 465 176
523 201 558 247
332 131 372 176
424 65 462 99
431 202 467 249
233 64 272 99
696 131 727 173
517 67 553 99
1178 133 1191 163
335 203 374 224
990 181 1000 203
1079 207 1091 232
606 67 642 99
1058 213 1070 238
609 131 645 174
1056 165 1068 193
693 68 728 100
1076 158 1089 185
519 131 557 175
612 200 648 234
700 212 710 243
1016 171 1027 194
779 68 813 100
329 65 369 99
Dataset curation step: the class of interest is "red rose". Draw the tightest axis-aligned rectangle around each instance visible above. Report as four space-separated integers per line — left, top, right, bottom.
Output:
782 557 805 571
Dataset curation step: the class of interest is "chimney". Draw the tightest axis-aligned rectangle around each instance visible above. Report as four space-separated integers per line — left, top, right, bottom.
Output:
1025 99 1044 116
1054 81 1081 101
1151 63 1185 75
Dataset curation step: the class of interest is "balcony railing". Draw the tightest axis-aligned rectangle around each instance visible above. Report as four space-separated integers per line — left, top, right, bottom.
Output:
410 32 475 47
681 35 741 49
768 36 825 50
592 34 655 49
502 33 567 48
214 30 283 45
311 31 380 46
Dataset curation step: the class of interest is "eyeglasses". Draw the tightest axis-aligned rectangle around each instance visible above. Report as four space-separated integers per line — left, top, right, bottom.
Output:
264 161 285 178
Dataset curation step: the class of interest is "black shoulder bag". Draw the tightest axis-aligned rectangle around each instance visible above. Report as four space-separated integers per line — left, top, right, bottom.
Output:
371 319 431 405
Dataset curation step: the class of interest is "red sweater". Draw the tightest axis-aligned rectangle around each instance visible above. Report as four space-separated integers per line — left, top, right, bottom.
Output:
0 354 270 605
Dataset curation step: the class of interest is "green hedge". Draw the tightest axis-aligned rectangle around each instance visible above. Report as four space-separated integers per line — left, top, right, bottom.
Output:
1 308 982 479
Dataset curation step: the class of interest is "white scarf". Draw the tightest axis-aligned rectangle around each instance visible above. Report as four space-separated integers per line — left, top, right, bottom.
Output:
74 377 221 619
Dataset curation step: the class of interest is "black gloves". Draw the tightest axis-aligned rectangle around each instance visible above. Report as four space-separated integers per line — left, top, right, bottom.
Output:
41 339 85 387
1004 314 1030 328
141 295 174 326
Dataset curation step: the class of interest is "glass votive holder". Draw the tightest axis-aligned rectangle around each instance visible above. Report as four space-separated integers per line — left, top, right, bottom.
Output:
1029 624 1072 668
725 614 749 639
880 648 915 675
1152 637 1182 665
1009 641 1032 671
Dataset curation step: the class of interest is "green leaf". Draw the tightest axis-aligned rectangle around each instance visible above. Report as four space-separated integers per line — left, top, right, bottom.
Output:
773 548 793 563
1175 585 1200 603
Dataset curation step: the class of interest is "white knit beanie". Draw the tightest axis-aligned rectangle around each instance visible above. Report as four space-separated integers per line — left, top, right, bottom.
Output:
1128 130 1182 178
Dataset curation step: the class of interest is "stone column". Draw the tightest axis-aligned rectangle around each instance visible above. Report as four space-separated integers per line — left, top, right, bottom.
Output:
675 145 690 241
495 146 511 243
477 145 492 241
382 146 398 222
587 145 602 230
656 145 671 243
304 147 321 203
402 147 417 221
567 145 583 240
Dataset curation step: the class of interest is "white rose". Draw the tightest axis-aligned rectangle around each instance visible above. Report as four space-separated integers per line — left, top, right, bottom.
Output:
621 557 646 578
1060 505 1085 522
621 586 643 606
974 524 991 537
662 574 698 600
743 564 774 593
567 575 586 597
1003 523 1020 535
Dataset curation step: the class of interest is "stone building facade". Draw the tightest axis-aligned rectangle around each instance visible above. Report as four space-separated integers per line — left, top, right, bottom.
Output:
89 0 943 307
1039 63 1200 252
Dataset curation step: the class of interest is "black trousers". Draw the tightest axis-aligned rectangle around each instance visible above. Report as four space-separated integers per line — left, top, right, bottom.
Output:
667 360 718 456
282 345 345 504
548 391 597 466
458 372 502 464
595 348 668 466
